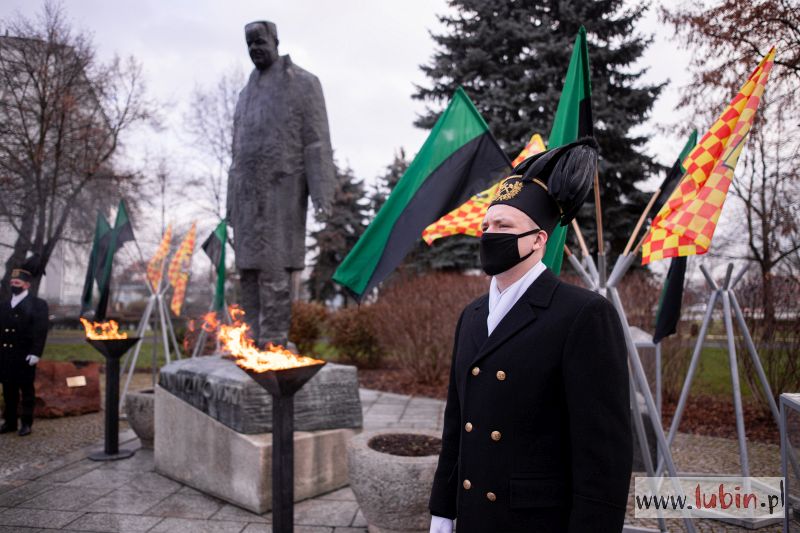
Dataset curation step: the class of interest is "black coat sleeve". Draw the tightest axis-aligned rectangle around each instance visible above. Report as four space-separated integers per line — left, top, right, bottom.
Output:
429 309 466 519
26 298 49 357
561 296 632 533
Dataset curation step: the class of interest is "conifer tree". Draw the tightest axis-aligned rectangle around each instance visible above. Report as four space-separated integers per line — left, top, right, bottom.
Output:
414 0 664 255
308 166 369 302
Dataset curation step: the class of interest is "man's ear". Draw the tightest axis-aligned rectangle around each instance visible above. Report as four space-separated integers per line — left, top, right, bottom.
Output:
537 229 549 250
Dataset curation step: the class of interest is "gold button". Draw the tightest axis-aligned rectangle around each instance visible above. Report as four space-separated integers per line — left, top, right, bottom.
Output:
486 492 496 502
463 479 471 490
471 367 480 376
496 370 506 381
465 422 473 432
491 431 501 441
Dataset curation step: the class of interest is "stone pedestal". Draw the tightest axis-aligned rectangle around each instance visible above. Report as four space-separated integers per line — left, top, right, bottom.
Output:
158 356 363 433
155 386 358 513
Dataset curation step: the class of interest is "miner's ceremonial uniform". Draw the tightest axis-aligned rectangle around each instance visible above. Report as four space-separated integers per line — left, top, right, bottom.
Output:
0 260 49 436
429 138 632 532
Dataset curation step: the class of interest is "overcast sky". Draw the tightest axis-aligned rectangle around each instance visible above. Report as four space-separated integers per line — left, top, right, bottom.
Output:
0 0 694 177
1 0 705 276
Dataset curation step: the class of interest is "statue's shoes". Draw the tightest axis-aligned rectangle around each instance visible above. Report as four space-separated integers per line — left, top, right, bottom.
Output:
17 425 31 437
0 423 18 434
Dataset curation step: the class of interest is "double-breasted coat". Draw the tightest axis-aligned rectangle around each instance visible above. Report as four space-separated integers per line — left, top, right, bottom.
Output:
429 269 632 532
0 294 49 384
227 55 336 272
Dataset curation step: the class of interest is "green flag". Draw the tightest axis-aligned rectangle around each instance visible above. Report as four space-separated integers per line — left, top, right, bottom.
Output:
95 200 135 320
202 220 228 311
80 212 111 316
542 26 594 274
650 130 698 218
333 87 510 301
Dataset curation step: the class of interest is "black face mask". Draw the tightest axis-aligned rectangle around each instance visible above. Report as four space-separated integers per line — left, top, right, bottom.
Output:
479 229 541 276
10 286 25 295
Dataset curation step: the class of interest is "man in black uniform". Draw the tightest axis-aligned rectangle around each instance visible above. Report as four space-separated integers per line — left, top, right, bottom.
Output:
429 139 632 533
0 257 49 436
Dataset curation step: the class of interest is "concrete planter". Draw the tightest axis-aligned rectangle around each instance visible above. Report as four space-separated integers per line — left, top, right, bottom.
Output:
347 429 441 533
125 388 155 448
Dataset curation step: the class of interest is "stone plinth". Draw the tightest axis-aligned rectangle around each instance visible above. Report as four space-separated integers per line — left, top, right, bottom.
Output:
155 386 357 513
34 361 101 417
158 356 362 434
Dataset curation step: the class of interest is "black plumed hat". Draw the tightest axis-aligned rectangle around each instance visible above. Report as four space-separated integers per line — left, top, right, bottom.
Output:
489 137 598 234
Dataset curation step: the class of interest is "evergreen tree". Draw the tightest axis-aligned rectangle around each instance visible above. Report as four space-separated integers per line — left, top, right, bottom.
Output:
308 165 370 303
370 148 408 215
414 0 664 256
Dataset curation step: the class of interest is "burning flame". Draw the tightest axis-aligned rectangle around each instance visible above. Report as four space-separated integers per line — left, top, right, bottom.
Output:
202 305 323 372
80 318 129 340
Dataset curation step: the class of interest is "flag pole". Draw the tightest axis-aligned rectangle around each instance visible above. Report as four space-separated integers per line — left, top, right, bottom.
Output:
593 171 604 255
623 188 661 256
564 245 595 289
570 219 590 258
592 170 607 288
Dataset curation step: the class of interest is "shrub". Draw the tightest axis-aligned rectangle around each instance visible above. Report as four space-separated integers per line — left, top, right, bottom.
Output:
616 270 661 330
289 301 330 355
371 272 488 385
327 306 383 368
734 274 800 413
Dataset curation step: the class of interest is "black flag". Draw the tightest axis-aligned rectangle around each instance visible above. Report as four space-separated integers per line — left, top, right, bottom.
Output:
653 256 687 344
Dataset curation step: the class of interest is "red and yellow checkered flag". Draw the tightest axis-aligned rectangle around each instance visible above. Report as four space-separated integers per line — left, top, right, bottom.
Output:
641 48 776 265
168 222 196 315
422 134 546 244
146 225 172 291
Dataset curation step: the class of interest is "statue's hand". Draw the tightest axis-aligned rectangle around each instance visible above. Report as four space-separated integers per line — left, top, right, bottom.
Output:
315 205 332 222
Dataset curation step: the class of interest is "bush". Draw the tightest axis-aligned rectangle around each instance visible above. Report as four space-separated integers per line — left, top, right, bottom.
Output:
327 306 383 368
735 274 800 412
616 270 661 330
371 272 488 385
289 301 330 355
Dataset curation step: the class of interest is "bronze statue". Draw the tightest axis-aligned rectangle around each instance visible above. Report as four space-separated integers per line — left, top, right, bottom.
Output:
227 21 335 347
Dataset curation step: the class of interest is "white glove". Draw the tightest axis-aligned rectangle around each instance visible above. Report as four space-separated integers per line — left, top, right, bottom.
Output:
26 355 40 366
430 515 453 533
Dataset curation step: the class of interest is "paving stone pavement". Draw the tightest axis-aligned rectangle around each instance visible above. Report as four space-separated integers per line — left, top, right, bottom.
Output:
0 388 796 532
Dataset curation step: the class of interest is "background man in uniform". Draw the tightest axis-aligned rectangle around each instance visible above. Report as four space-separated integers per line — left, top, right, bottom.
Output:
227 20 335 348
0 257 49 437
429 139 632 532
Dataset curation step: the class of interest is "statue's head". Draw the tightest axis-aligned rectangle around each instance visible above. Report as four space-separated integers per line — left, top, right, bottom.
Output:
245 21 279 71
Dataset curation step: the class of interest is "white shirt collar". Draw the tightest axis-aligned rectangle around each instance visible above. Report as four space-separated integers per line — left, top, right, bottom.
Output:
487 261 547 336
11 289 28 308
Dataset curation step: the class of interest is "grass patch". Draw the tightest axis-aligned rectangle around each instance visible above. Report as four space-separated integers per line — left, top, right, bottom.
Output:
43 334 176 369
688 347 754 398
